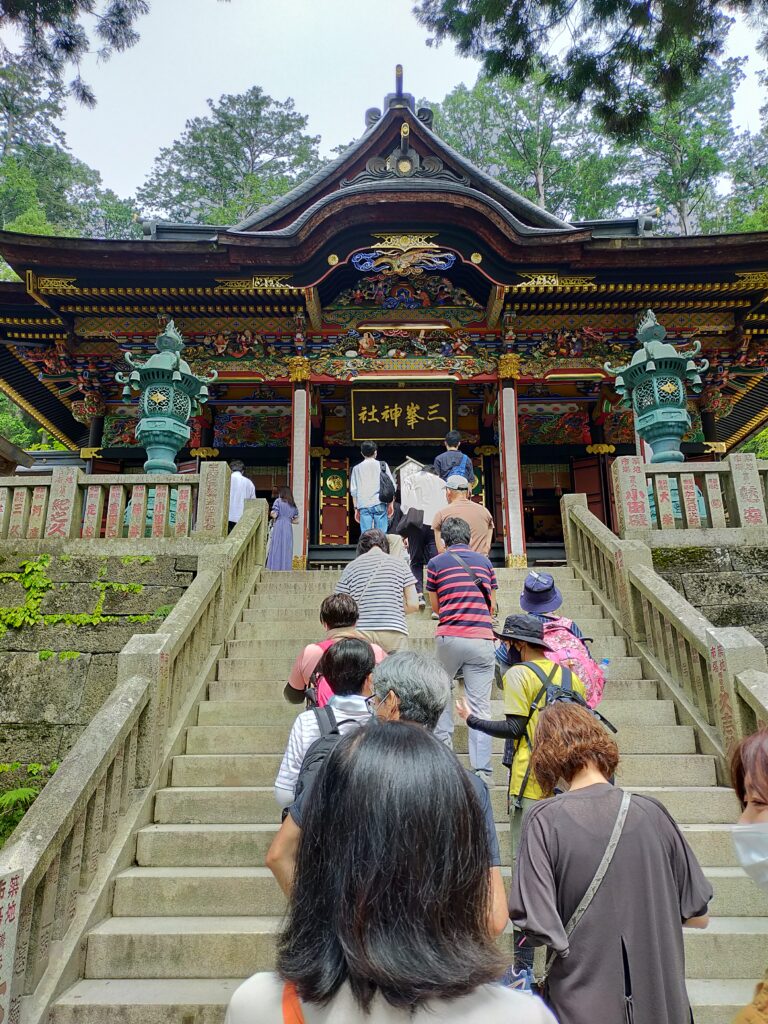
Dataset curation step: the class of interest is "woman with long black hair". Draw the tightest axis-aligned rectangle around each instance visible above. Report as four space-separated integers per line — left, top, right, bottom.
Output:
226 722 555 1023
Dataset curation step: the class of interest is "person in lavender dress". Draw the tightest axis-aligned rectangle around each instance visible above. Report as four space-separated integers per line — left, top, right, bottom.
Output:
266 487 299 571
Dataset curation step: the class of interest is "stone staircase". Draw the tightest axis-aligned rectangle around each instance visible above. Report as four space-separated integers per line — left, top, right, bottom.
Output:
51 567 766 1024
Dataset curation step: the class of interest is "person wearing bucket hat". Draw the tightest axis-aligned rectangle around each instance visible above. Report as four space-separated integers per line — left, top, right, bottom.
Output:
456 612 587 976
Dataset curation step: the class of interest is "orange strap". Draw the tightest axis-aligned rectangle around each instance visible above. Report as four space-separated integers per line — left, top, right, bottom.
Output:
282 982 305 1024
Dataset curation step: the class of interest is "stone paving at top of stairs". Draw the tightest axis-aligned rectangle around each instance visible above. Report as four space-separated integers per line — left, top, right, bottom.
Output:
49 567 765 1024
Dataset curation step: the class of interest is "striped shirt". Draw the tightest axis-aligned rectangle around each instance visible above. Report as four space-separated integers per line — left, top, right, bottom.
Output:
335 549 416 635
426 545 498 640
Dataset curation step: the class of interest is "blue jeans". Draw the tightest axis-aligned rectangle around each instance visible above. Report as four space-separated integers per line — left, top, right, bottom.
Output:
359 503 388 533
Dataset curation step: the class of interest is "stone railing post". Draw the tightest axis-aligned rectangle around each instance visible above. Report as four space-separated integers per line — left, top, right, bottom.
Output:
614 540 654 642
193 462 230 539
704 626 768 755
610 456 652 538
43 467 83 539
560 493 587 566
726 453 768 532
117 634 169 786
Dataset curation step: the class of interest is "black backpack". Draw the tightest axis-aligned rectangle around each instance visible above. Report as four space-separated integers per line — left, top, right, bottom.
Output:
509 661 617 809
293 705 365 803
378 461 396 504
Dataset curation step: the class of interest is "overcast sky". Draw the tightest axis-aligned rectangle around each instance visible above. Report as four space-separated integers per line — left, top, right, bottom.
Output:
35 0 768 199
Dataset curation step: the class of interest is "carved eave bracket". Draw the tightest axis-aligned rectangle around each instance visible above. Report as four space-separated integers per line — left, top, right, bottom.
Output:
342 122 469 188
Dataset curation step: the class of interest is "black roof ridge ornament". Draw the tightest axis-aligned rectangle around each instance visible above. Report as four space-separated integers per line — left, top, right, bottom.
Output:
365 65 434 130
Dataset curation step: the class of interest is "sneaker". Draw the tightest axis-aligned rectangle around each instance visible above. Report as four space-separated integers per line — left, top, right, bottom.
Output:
418 595 426 610
431 611 439 620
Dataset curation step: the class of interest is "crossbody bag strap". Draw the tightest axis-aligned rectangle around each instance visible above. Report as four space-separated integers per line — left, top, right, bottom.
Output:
356 558 386 605
542 791 632 981
282 981 305 1024
448 551 492 609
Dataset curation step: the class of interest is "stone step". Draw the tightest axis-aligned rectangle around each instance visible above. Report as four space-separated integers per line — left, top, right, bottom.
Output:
154 784 739 828
239 608 613 631
251 577 586 595
112 863 766 919
184 723 696 757
137 820 729 869
170 751 714 790
48 977 759 1024
214 653 643 681
206 676 659 703
197 694 671 729
82 915 767 980
224 635 630 659
686 980 763 1024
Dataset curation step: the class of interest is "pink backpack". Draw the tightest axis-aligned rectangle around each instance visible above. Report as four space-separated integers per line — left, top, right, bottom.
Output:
541 617 605 708
306 639 335 708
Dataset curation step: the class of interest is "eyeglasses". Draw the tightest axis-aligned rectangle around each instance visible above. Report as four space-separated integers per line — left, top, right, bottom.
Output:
365 695 380 714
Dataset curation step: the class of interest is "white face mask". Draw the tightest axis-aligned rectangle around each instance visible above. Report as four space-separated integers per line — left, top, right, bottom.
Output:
732 823 768 889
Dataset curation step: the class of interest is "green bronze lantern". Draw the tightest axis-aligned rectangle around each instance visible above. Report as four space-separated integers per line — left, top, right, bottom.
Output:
116 320 217 474
605 309 709 464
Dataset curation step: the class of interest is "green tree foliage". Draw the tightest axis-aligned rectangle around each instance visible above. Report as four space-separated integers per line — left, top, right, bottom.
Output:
0 393 39 448
0 53 64 157
0 0 149 106
413 1 752 138
431 74 634 220
741 427 768 457
633 58 743 235
137 86 323 223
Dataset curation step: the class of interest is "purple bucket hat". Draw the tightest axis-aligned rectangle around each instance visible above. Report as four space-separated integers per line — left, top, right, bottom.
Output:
520 571 563 615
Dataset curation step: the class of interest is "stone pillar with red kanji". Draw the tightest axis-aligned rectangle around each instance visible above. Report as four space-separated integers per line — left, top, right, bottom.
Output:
288 358 311 569
497 357 526 567
610 456 653 538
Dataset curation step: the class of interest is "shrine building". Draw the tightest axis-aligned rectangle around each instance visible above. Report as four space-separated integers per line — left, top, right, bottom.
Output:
1 69 768 567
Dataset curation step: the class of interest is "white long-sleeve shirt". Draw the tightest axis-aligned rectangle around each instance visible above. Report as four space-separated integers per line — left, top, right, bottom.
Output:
401 471 448 524
350 458 395 509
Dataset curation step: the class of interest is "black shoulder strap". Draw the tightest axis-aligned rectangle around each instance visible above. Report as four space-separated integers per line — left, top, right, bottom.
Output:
513 661 558 810
448 551 492 609
312 705 339 738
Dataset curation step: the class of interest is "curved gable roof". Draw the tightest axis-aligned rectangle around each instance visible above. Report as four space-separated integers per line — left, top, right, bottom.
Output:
231 103 576 237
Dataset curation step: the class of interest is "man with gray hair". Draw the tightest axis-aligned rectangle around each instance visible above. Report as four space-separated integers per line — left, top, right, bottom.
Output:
426 516 498 781
266 651 508 934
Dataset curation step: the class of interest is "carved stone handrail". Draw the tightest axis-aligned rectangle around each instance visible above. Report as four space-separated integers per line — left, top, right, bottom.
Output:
610 453 768 546
0 499 268 1023
0 462 231 542
563 493 768 784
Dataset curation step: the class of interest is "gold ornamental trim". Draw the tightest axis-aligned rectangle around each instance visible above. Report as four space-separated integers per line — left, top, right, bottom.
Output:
586 444 616 455
190 447 220 459
292 555 307 570
80 447 103 460
214 275 297 294
310 446 330 457
474 445 499 456
470 252 483 264
287 356 312 382
703 441 727 454
505 554 529 568
510 273 597 291
327 254 339 266
498 353 523 379
370 232 439 252
37 275 79 293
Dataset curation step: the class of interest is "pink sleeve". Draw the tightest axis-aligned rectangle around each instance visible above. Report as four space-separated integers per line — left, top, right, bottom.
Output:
373 645 388 665
287 644 323 691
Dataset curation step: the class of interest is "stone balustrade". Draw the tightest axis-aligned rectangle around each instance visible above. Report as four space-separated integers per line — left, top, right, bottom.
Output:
0 500 268 1023
611 453 768 546
563 493 768 784
0 462 231 543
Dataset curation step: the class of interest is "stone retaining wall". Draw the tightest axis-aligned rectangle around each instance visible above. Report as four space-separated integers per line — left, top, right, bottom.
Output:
652 546 768 646
0 551 197 771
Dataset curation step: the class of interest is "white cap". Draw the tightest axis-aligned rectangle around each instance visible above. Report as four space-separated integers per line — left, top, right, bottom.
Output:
445 475 469 491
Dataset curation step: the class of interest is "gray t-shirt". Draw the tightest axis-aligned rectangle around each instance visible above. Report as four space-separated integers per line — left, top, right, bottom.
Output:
335 550 416 635
225 974 556 1024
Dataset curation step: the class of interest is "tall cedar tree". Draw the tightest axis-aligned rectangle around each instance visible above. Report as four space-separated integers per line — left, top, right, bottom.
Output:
137 86 323 223
430 74 634 220
413 0 761 138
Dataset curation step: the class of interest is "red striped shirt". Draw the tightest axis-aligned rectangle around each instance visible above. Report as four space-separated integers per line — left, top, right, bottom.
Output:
426 546 498 639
